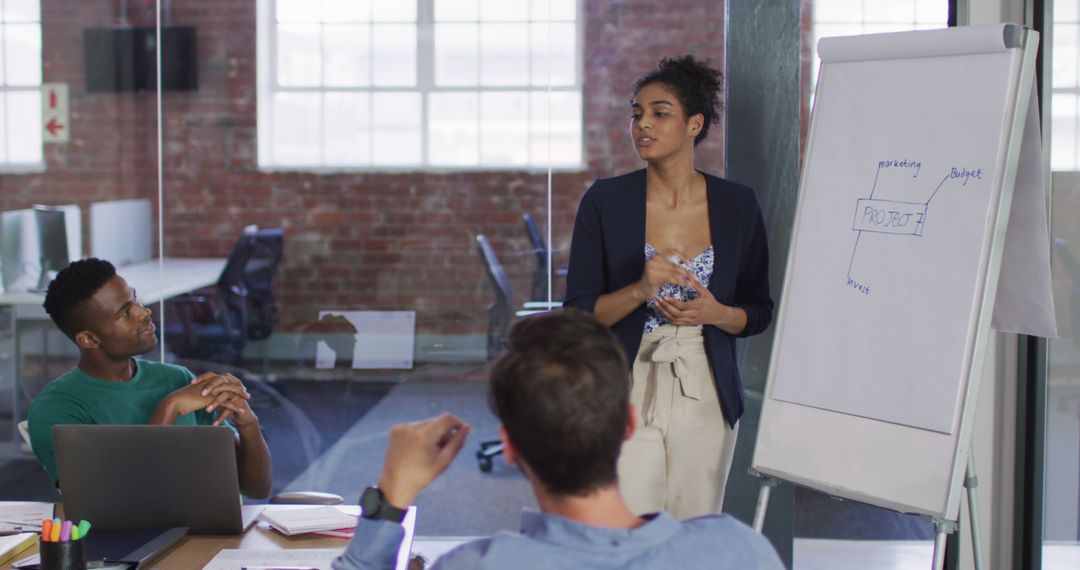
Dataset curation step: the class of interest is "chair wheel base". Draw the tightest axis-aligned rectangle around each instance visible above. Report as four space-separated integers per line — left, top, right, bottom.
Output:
476 453 493 473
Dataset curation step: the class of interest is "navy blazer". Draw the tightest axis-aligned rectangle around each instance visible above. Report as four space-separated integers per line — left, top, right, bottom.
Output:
564 169 773 426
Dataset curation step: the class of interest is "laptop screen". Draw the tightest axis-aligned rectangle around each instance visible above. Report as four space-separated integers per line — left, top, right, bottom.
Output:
53 425 248 534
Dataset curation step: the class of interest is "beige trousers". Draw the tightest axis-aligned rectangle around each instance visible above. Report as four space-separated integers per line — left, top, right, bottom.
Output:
617 324 739 520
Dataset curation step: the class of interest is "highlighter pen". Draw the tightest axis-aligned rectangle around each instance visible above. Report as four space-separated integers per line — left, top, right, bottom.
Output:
40 519 52 542
60 520 72 542
70 526 80 541
50 518 61 542
77 520 91 539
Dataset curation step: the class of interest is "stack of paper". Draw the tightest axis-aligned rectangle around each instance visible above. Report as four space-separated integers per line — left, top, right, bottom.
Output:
203 548 343 570
258 507 357 536
0 533 37 565
0 502 52 533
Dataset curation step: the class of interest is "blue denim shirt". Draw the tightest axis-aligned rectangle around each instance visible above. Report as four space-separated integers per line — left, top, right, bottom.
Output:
333 509 784 570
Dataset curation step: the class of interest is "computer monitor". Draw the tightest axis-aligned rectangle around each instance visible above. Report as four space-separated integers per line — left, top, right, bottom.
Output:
34 206 70 291
90 199 152 267
0 210 34 292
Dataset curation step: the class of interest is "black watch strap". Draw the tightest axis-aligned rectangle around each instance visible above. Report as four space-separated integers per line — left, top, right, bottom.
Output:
360 486 407 523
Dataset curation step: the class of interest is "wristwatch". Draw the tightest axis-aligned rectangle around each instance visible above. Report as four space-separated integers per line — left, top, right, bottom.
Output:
360 486 407 523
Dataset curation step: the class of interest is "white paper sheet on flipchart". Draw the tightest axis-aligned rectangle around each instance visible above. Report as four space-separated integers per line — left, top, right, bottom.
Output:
992 82 1059 338
202 548 342 570
0 502 52 531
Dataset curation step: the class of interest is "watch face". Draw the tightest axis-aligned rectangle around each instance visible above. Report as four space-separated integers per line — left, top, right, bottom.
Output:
361 487 382 517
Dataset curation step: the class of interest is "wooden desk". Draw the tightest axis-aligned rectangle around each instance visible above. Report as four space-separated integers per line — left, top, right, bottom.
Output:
0 258 227 457
156 513 352 570
0 522 344 570
1 505 421 570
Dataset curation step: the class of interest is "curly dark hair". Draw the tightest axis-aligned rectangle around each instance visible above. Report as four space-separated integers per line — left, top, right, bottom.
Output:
43 257 116 338
633 55 723 146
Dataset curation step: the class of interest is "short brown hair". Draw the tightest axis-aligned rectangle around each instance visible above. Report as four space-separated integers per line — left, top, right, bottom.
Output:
488 309 630 496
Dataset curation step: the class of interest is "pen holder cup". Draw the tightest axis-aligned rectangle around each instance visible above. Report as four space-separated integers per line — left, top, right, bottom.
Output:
39 539 86 570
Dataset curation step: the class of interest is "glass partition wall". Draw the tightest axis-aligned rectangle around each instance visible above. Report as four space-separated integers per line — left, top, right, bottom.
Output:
160 0 590 526
0 0 732 541
1046 2 1080 567
13 2 1046 567
0 0 160 501
15 2 1070 568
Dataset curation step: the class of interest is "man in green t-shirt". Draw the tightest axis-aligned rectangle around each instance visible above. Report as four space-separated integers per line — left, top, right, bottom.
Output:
28 257 272 498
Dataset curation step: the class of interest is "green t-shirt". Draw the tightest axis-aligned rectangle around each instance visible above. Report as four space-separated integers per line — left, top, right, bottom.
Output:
27 359 214 484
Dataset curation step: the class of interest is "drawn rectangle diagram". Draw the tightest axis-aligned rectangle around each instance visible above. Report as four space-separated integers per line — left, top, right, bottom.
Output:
852 199 927 236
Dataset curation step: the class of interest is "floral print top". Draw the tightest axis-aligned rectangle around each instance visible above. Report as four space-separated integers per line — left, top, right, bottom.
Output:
643 243 715 333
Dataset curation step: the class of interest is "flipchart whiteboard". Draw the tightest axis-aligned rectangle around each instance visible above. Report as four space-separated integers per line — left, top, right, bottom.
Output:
751 24 1038 520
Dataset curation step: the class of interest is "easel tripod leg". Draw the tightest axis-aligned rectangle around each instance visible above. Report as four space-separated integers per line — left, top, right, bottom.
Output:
965 454 983 570
753 483 771 533
927 455 982 570
930 519 957 570
751 476 778 533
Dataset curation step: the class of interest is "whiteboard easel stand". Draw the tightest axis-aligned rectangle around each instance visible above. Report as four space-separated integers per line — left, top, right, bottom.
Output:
749 24 1039 570
929 518 957 570
925 454 983 570
750 453 983 570
750 473 777 532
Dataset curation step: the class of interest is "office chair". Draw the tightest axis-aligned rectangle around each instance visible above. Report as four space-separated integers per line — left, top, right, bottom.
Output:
167 227 284 367
474 235 558 472
521 213 568 302
242 228 285 342
476 234 515 361
475 234 559 360
17 420 30 451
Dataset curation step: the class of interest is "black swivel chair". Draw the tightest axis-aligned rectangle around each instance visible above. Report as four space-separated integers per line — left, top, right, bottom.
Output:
476 234 515 361
243 228 285 342
521 213 568 302
167 226 284 367
475 234 557 360
474 234 558 471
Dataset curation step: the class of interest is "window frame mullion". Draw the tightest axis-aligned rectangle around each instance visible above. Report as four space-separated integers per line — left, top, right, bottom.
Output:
418 0 434 167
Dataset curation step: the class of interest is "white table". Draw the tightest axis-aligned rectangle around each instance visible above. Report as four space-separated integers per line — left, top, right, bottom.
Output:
0 258 226 457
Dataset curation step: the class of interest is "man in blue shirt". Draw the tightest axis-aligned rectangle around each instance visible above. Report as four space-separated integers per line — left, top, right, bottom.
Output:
333 309 783 569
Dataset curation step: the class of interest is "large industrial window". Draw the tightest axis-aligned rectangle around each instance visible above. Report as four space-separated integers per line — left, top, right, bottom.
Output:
0 0 42 170
809 1 949 97
1053 2 1080 169
257 0 582 170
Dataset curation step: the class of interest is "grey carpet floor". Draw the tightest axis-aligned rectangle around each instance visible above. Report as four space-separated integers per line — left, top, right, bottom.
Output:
284 379 536 536
280 378 931 540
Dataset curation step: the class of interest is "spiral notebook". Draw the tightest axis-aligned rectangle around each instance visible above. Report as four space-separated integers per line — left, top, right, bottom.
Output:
257 507 358 536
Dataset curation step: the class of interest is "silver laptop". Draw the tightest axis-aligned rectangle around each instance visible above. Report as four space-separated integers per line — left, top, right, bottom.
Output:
53 425 263 534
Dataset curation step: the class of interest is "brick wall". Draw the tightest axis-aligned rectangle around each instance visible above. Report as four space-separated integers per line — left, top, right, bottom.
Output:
2 0 727 337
